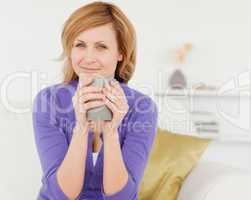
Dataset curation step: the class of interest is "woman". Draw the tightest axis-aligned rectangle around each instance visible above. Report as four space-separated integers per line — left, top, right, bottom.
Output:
32 1 158 200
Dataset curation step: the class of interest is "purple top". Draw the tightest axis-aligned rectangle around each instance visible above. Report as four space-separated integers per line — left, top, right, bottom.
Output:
32 79 158 200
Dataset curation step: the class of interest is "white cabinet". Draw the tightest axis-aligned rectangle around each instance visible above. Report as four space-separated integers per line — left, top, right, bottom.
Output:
154 90 251 141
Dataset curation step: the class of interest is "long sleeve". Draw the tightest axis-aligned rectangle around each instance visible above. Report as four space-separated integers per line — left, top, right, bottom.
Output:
32 87 70 200
101 96 158 200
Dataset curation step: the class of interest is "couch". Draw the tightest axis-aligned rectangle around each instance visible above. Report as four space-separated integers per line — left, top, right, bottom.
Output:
177 138 251 200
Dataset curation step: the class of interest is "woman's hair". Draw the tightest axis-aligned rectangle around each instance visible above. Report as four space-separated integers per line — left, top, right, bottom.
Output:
59 1 137 84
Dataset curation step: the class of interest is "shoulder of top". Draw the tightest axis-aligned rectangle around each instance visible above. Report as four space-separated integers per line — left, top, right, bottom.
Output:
35 81 76 99
121 83 157 110
33 82 75 113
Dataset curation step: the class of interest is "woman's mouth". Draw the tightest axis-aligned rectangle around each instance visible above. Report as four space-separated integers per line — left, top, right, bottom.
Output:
80 66 101 73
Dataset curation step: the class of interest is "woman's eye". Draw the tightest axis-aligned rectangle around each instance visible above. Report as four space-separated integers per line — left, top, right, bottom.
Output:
75 43 85 47
97 45 107 50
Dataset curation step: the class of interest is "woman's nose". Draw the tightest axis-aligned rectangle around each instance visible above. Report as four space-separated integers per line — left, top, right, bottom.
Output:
84 49 96 63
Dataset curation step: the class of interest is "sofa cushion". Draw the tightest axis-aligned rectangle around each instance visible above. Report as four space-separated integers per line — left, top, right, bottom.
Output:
138 128 211 200
177 161 251 200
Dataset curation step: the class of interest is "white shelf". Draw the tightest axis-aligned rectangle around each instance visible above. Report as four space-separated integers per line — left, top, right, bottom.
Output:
154 89 251 98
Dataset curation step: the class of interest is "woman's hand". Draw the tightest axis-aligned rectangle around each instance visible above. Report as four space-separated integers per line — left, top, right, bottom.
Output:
100 79 129 135
72 75 105 132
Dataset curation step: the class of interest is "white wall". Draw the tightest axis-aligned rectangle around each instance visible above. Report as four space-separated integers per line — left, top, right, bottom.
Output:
1 0 251 199
1 0 251 105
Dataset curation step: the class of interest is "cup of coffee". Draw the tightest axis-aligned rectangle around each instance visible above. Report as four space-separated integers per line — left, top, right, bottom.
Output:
86 76 114 121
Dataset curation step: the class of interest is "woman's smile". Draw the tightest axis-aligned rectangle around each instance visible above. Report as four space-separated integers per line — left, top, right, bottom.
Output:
79 66 102 73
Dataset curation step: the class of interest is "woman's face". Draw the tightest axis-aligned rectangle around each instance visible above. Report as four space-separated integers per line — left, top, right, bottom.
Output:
71 23 123 79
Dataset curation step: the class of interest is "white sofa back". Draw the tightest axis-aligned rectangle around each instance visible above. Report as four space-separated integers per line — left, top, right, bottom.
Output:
201 140 251 170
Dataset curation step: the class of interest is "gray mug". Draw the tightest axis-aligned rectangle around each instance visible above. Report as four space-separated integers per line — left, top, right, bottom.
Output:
86 76 114 121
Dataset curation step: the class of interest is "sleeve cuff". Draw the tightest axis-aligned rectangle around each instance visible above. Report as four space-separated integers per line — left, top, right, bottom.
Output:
47 172 69 200
101 174 136 200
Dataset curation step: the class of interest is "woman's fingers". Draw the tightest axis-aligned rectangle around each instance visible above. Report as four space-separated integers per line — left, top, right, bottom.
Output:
79 92 104 103
102 88 120 107
107 80 125 100
79 86 103 96
83 100 105 111
76 84 105 115
77 97 105 114
109 80 125 95
102 90 128 115
103 96 116 113
102 81 126 109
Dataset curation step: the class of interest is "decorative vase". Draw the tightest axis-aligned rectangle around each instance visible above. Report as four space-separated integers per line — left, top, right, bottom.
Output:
169 69 187 89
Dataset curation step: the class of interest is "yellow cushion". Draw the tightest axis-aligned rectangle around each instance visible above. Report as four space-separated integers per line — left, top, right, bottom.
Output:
139 128 211 200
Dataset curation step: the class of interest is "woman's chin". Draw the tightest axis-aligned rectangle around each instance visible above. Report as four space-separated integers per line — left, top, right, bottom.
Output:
78 71 101 77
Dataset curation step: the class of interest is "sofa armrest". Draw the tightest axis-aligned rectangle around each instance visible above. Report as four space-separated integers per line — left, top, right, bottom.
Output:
177 161 251 200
